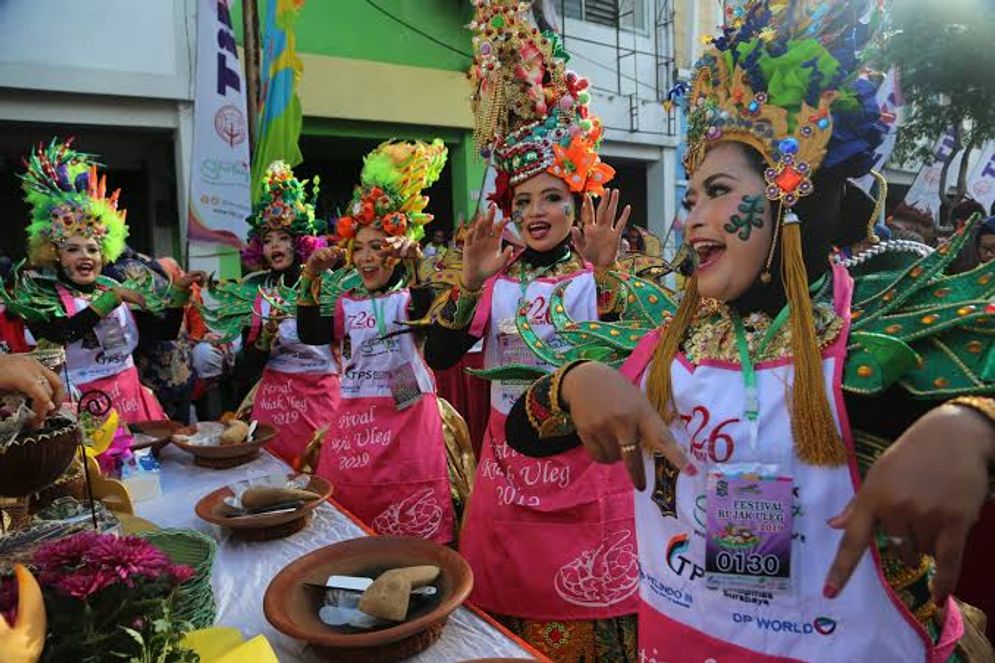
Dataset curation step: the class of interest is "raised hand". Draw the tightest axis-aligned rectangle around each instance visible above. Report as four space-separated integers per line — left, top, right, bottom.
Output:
113 287 146 310
572 189 631 269
824 403 993 605
175 270 207 291
379 236 423 261
305 247 345 276
461 205 515 291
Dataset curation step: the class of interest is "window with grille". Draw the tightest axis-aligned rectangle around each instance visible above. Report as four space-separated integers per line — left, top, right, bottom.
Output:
560 0 646 30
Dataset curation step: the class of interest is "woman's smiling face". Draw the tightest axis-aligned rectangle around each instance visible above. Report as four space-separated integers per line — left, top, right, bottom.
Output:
511 172 576 252
58 235 102 285
682 142 774 302
352 225 393 291
262 230 294 271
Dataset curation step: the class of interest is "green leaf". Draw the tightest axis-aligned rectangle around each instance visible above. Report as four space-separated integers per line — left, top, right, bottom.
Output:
846 332 920 392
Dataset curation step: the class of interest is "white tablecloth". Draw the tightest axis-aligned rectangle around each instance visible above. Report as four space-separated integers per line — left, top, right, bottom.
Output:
134 445 538 662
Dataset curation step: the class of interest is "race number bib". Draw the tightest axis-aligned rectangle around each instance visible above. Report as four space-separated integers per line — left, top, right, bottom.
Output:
705 468 794 593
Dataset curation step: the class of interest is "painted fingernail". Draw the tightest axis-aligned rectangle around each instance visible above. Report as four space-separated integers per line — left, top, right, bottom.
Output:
683 463 698 477
822 583 838 599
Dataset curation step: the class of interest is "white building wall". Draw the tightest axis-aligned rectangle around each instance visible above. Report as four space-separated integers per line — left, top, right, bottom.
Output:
555 1 679 245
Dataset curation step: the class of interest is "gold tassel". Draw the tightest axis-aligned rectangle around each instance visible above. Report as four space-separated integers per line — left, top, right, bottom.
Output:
780 211 848 466
647 276 699 423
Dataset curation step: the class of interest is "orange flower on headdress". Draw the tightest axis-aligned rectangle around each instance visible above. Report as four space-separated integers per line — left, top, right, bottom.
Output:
337 215 357 239
381 212 408 237
548 134 614 196
356 200 375 222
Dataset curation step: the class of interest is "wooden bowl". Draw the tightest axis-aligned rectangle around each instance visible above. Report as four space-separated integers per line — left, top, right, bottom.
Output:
129 420 182 456
0 414 80 497
195 474 333 541
171 422 277 469
264 536 474 662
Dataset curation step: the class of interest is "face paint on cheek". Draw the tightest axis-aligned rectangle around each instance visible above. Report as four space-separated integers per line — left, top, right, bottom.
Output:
512 208 524 225
723 194 766 241
563 204 574 222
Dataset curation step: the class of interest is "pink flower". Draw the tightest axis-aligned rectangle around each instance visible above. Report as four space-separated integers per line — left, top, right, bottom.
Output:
35 531 104 582
87 536 171 584
53 568 117 599
169 564 195 585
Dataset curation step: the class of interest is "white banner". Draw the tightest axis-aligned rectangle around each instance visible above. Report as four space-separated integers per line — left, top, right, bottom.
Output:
854 68 903 193
967 142 995 215
903 128 960 221
187 0 251 249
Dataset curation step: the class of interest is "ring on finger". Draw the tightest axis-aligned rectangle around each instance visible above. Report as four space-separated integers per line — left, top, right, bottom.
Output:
619 442 639 454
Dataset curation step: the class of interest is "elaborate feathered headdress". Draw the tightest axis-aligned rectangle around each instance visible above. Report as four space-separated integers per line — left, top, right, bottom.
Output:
680 0 885 205
242 161 325 271
336 139 448 244
654 0 886 468
247 161 320 240
21 138 128 267
469 0 614 214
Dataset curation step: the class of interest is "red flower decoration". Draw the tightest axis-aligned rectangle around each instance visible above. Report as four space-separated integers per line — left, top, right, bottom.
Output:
337 216 357 239
359 200 376 223
487 170 513 216
382 212 408 236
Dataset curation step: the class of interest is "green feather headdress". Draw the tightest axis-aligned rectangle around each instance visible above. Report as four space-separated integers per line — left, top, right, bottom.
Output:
335 140 447 244
21 138 128 267
246 161 320 240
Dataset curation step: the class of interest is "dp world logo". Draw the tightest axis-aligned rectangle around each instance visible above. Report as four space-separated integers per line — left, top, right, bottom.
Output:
812 616 837 636
733 613 837 636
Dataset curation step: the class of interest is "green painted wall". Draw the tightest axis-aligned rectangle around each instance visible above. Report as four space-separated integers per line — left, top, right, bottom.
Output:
233 0 473 71
302 118 486 226
233 1 483 229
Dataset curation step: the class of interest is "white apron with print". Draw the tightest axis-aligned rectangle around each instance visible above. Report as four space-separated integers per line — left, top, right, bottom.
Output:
250 294 341 465
460 266 640 620
620 265 963 662
58 286 165 423
315 289 453 544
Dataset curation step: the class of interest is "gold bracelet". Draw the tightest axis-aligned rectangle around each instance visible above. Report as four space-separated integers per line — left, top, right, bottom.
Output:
947 396 995 429
948 396 995 495
458 279 483 297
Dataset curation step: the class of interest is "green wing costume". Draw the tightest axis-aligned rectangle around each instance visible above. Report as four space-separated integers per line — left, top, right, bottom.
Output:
1 260 174 324
201 267 363 343
844 216 995 398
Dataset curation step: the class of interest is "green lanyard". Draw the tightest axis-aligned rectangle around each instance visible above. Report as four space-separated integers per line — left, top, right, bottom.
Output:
370 295 388 338
730 275 827 449
518 251 574 301
360 281 404 339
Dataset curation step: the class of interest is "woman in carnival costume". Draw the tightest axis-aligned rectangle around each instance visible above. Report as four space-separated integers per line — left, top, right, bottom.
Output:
423 1 643 658
7 138 203 422
296 139 456 544
202 162 337 465
503 1 994 660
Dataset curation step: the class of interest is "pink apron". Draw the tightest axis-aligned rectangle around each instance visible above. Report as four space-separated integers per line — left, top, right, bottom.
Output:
459 266 639 620
622 264 964 662
248 295 341 465
315 289 453 544
57 285 166 423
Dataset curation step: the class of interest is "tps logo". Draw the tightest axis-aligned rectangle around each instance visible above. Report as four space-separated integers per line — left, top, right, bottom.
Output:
732 613 837 636
665 534 704 581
